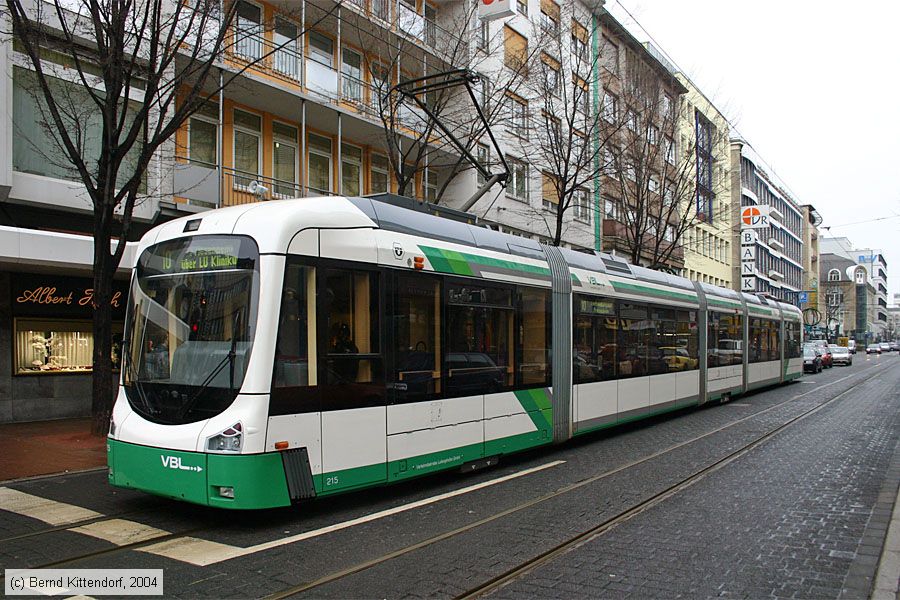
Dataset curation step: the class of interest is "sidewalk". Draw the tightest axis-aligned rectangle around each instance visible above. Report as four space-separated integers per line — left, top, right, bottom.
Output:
0 418 107 482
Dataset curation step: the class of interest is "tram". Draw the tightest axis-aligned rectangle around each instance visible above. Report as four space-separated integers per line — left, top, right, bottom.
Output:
108 195 803 509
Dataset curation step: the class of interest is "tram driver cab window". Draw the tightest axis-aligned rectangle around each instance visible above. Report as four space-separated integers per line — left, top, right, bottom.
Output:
274 263 314 388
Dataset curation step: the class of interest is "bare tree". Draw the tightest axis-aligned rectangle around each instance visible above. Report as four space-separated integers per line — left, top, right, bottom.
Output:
3 0 332 434
343 1 532 203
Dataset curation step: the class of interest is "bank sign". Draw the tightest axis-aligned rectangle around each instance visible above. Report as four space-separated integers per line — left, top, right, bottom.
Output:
740 205 771 229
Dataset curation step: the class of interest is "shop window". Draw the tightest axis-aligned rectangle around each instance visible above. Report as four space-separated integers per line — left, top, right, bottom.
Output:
15 319 122 375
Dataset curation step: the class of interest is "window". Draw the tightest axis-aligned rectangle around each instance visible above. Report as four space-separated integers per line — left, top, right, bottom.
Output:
519 287 551 386
446 283 514 396
370 153 390 193
15 319 122 375
618 303 648 378
601 35 618 74
273 262 315 393
662 94 673 121
707 312 742 367
601 93 618 122
274 18 300 80
233 108 261 187
749 318 779 363
508 95 528 136
542 172 559 214
542 54 560 95
424 167 437 202
392 275 441 402
321 268 383 407
372 0 390 20
424 3 437 47
504 26 528 71
626 108 638 132
234 1 262 61
664 136 675 165
574 78 589 116
855 269 866 284
573 295 617 383
476 143 490 186
188 101 218 166
308 31 334 68
507 157 528 201
308 133 332 194
342 48 363 102
647 124 658 145
695 112 715 223
784 320 801 359
517 0 527 15
477 20 489 52
338 143 362 196
540 0 560 35
648 175 660 193
604 197 618 221
272 121 298 197
571 20 588 64
827 268 840 282
573 188 590 223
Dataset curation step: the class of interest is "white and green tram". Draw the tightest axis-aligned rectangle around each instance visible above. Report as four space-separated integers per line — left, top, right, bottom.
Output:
108 196 803 509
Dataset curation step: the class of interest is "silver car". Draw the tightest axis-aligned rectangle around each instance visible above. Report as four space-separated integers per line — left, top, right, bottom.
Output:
828 345 852 366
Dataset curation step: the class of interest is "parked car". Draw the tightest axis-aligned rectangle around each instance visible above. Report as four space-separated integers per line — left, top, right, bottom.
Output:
828 344 852 366
880 342 893 352
891 341 900 352
812 341 833 368
803 346 823 373
866 344 882 354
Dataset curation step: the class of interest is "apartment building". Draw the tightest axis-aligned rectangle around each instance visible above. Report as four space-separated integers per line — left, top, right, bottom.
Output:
820 238 889 339
799 204 823 318
819 253 877 342
676 74 732 288
594 20 688 271
729 138 804 305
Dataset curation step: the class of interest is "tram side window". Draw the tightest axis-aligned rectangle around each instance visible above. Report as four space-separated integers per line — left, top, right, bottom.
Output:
676 309 700 371
274 262 314 389
708 312 743 367
646 307 675 375
784 321 801 359
770 319 782 361
573 295 617 384
445 283 514 397
322 268 384 406
749 318 778 363
519 287 551 386
618 303 648 379
392 275 441 403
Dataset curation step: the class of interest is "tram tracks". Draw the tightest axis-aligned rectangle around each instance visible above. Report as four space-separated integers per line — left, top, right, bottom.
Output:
0 360 889 591
264 360 892 599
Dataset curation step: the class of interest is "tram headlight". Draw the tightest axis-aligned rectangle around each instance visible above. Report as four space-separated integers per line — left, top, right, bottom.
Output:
206 422 243 453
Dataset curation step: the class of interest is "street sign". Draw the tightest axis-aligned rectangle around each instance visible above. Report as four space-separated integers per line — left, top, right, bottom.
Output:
798 291 809 304
741 245 756 261
740 205 771 229
478 0 514 20
742 277 755 292
741 230 758 245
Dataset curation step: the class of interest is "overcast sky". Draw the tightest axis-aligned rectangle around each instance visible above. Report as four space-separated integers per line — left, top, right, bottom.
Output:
605 0 900 302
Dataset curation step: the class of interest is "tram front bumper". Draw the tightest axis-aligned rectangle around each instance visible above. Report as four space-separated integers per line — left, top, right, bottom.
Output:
107 439 292 509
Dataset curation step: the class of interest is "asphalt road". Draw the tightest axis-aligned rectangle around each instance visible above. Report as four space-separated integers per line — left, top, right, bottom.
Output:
1 352 898 599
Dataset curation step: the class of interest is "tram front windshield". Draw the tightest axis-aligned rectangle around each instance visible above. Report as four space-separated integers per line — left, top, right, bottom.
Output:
123 235 260 425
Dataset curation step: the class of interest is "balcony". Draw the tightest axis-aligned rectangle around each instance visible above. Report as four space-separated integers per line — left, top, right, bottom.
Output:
227 30 302 86
768 269 784 280
767 237 784 252
398 2 425 41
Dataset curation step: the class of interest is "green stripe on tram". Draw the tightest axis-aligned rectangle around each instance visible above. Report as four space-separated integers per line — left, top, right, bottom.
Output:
610 281 697 302
419 245 551 279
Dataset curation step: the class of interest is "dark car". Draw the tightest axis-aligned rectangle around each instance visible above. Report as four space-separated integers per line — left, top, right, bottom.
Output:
803 346 822 373
866 344 882 354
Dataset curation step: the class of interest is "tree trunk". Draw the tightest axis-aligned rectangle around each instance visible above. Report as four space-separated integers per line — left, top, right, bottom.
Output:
90 216 115 436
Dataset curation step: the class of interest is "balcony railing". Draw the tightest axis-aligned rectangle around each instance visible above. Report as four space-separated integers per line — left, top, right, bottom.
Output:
227 30 302 84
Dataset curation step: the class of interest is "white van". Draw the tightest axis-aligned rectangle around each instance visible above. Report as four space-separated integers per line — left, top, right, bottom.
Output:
847 339 856 354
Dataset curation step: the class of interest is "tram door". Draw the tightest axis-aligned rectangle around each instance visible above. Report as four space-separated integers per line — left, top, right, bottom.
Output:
316 229 388 494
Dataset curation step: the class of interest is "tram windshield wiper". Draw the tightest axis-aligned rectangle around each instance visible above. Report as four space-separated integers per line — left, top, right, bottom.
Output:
176 312 241 421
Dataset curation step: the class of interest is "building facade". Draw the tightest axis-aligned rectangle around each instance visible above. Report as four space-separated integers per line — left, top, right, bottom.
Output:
819 253 877 342
677 74 732 288
729 139 803 305
799 204 823 319
820 238 889 340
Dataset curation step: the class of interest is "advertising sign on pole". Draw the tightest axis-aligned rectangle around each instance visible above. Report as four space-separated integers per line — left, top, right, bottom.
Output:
740 205 771 229
478 0 514 20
